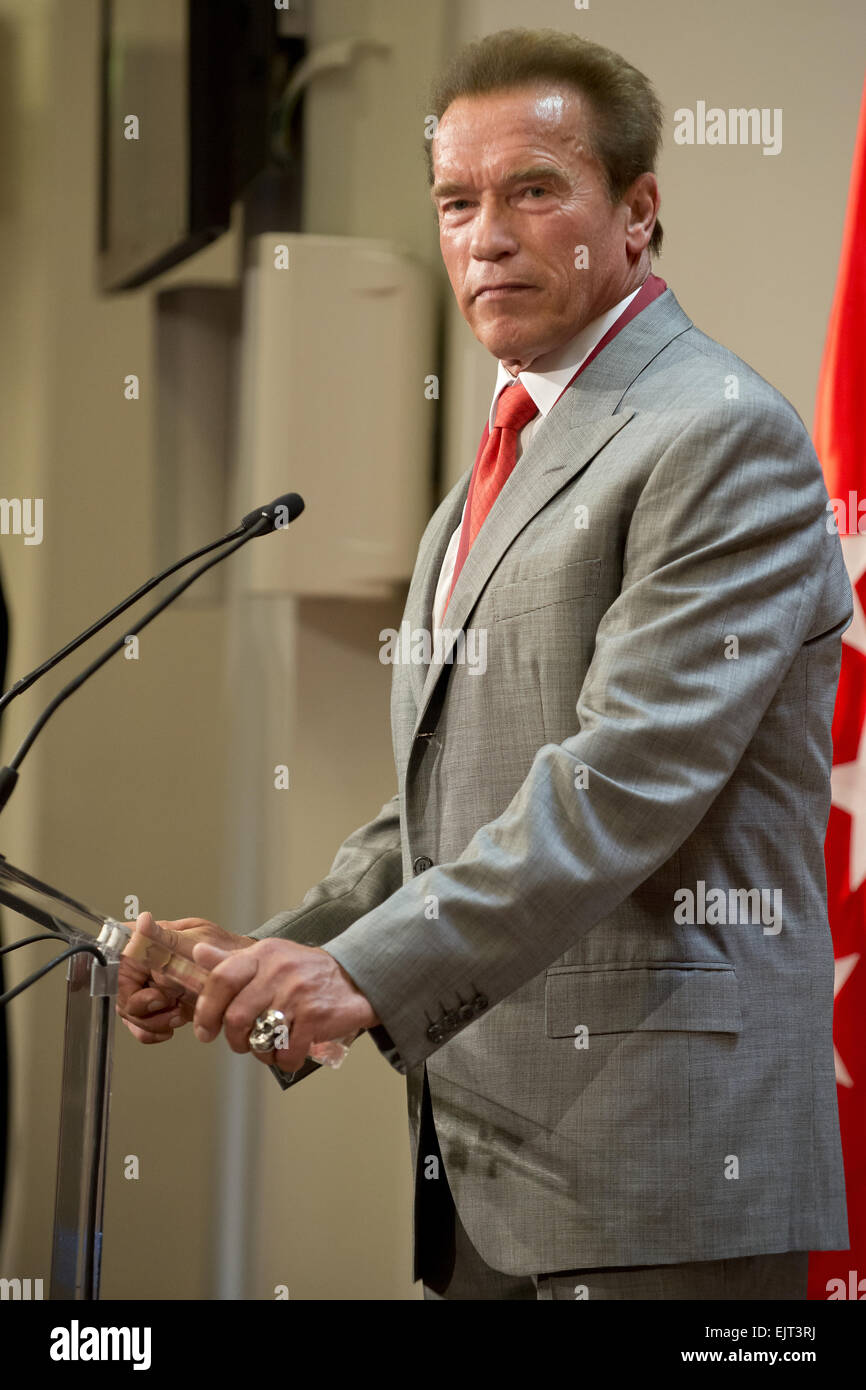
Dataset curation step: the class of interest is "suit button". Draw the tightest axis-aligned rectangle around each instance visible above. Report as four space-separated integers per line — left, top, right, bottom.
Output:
457 1003 475 1023
427 1022 446 1043
442 1011 458 1031
473 995 488 1013
413 855 433 875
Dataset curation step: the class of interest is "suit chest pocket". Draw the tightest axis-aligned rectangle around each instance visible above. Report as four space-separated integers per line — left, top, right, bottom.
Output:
491 557 601 623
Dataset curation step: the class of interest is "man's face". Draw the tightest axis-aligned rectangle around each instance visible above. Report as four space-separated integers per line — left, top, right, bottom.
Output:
430 85 646 373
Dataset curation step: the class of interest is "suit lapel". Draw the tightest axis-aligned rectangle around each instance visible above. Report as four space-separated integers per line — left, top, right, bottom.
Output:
407 289 694 736
405 474 471 711
412 410 633 724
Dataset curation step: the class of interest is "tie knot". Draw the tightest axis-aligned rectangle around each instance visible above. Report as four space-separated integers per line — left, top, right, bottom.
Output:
494 380 539 434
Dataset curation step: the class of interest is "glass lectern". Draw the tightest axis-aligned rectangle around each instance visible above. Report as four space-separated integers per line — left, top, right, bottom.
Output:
0 854 125 1300
0 854 349 1299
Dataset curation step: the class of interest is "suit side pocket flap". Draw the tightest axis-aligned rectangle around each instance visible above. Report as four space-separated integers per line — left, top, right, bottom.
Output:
545 964 742 1036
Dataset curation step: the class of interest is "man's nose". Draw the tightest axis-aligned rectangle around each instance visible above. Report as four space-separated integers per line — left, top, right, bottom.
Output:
469 198 519 259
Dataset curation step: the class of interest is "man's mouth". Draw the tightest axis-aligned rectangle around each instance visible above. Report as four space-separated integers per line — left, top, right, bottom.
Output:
473 284 536 301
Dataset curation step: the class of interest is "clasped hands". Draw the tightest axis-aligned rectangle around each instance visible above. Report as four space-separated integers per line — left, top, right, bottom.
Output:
116 912 380 1072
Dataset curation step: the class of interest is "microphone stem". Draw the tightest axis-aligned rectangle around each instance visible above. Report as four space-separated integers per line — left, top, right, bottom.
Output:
8 515 270 775
0 941 106 1009
0 527 244 719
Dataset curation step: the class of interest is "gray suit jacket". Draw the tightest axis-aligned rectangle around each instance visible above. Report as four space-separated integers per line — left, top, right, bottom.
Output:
250 288 851 1275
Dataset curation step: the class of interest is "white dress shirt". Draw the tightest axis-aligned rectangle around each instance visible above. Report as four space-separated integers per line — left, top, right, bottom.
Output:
432 284 644 639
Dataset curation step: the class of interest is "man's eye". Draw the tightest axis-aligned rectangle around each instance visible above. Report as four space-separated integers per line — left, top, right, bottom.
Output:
524 186 549 199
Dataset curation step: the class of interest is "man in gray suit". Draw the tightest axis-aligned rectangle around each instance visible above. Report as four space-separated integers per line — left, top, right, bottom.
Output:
119 29 850 1300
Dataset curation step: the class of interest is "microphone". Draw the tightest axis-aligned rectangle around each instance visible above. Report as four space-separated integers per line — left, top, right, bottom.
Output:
0 492 304 814
0 492 303 721
240 493 304 533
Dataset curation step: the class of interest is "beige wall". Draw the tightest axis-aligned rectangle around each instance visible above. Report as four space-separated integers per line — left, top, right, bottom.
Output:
0 0 863 1300
0 0 234 1298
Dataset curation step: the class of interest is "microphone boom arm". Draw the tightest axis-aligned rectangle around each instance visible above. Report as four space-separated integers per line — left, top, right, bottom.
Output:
0 514 272 806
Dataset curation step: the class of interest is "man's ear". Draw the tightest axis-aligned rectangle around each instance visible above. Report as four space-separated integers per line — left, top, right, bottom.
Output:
623 172 660 254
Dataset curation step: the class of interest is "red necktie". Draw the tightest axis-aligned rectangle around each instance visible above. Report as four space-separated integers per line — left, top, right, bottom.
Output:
444 380 539 612
442 275 668 615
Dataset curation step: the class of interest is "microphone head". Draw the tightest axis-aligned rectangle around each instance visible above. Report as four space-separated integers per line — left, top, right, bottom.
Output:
241 492 305 534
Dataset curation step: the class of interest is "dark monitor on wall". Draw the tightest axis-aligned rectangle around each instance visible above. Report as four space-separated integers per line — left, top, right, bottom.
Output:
97 0 279 292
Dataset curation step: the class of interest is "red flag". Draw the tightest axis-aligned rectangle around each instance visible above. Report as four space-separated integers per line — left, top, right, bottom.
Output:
810 74 866 1302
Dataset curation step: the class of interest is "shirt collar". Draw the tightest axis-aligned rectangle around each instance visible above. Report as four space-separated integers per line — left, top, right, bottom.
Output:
488 281 645 429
